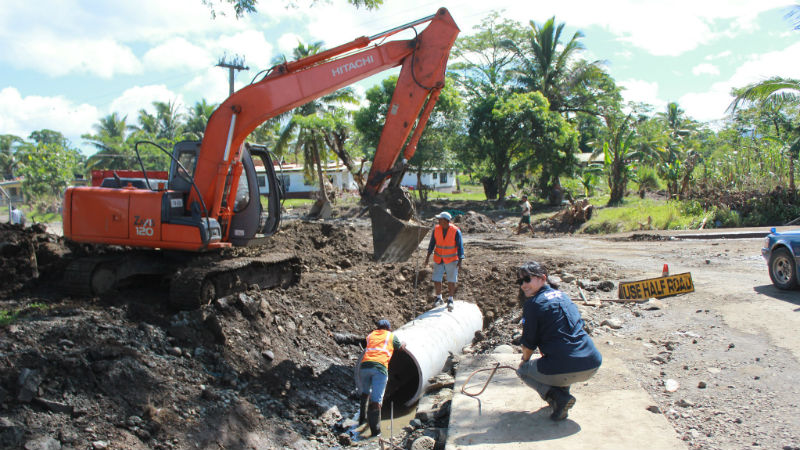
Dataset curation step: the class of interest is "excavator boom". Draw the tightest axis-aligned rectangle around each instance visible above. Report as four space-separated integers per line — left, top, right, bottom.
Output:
191 8 459 223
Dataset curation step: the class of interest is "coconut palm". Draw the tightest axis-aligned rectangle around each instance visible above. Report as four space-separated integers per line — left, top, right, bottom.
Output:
184 99 217 140
273 41 360 204
82 113 136 171
729 77 800 192
502 16 608 115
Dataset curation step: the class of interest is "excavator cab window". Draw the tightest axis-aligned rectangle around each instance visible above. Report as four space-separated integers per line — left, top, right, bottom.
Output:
233 166 250 213
168 141 200 193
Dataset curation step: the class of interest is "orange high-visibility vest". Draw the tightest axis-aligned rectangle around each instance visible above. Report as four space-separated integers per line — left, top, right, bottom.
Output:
433 224 460 264
361 329 395 368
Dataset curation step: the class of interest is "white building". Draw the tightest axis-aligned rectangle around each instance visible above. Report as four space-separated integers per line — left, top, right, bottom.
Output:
255 160 457 197
399 169 457 192
255 160 358 199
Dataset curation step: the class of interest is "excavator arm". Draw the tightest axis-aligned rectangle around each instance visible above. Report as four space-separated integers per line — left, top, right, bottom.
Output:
190 8 459 233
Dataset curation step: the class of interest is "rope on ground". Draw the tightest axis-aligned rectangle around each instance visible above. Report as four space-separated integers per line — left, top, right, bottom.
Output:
460 362 518 397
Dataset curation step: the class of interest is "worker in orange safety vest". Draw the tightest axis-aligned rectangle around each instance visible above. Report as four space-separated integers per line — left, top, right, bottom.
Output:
424 211 464 311
357 319 405 437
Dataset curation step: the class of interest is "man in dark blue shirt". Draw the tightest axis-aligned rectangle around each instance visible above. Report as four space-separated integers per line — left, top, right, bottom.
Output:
516 261 602 421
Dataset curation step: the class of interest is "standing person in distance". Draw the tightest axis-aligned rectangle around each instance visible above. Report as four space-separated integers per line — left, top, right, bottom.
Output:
10 205 24 225
516 261 602 421
516 195 534 235
424 211 464 311
357 319 405 437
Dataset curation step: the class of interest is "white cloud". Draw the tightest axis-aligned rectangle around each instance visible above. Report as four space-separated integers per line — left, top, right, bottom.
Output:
0 87 98 149
182 69 231 107
214 31 275 72
618 79 666 111
679 41 800 123
278 33 305 58
143 38 214 72
108 85 186 126
3 33 141 78
727 41 800 87
497 0 789 56
692 63 720 76
705 50 732 61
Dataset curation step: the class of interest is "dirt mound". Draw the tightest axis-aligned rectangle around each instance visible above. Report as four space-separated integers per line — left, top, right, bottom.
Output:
0 223 74 296
451 211 498 233
533 199 594 233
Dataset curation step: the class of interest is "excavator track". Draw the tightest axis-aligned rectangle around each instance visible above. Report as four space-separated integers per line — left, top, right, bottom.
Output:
62 257 108 297
169 253 300 309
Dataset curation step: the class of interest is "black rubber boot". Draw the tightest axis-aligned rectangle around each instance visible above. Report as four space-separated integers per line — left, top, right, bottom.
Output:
546 387 576 421
367 408 381 437
358 396 368 425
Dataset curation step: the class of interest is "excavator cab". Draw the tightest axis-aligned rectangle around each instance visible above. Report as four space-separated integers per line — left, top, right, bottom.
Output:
167 141 282 247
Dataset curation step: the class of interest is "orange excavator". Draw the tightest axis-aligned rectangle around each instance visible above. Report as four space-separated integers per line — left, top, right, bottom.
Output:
61 8 460 307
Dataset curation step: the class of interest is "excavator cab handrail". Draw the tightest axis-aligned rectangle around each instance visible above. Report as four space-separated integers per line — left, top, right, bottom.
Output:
136 140 214 246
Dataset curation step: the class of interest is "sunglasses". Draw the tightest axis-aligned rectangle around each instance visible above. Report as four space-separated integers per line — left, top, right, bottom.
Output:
517 275 533 285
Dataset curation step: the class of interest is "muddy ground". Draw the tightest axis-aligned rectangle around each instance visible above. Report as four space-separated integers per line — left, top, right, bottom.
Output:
1 201 798 450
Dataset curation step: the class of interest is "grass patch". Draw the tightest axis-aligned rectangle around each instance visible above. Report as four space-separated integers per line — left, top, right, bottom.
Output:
581 198 707 234
0 303 49 327
0 310 20 327
28 211 60 224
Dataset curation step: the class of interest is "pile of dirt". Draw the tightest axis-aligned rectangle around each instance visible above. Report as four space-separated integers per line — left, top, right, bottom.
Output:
451 211 498 234
0 223 74 297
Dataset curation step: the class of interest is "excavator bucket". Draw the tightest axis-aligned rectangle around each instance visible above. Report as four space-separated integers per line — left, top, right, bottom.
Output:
369 206 429 263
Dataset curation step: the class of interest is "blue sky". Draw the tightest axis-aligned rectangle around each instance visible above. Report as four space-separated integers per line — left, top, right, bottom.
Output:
1 0 799 156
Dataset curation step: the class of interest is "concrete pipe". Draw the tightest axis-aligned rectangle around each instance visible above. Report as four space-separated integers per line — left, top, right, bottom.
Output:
356 301 483 407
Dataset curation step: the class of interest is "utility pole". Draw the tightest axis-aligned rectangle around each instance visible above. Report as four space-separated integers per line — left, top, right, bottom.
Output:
216 54 249 95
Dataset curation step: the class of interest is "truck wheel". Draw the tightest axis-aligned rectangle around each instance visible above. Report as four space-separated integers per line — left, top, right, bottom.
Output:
769 247 798 290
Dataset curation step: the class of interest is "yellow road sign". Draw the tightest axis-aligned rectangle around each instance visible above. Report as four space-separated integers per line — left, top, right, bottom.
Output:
618 272 694 300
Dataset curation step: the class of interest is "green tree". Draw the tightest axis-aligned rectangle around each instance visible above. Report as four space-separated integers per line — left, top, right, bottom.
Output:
592 114 651 205
184 99 217 140
729 77 800 192
503 17 615 116
353 75 464 201
16 134 84 199
655 102 702 199
469 91 578 202
449 12 518 199
273 41 360 201
83 113 136 171
0 134 23 179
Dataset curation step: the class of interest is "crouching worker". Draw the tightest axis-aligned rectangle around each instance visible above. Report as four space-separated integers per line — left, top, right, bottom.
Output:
358 319 405 437
515 261 602 421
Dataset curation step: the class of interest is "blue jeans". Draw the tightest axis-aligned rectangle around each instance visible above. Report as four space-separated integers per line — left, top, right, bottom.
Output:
359 367 388 404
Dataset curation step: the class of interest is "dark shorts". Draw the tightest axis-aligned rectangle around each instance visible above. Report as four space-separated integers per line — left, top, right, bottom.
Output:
520 215 531 224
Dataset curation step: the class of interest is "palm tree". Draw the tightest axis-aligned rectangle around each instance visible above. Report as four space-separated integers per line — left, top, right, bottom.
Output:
82 113 136 171
273 41 360 205
656 102 701 199
729 77 800 192
185 99 218 140
503 16 605 115
134 101 185 141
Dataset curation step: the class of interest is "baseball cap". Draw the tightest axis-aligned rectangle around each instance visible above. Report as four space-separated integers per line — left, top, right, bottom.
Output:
435 211 452 221
376 319 391 330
